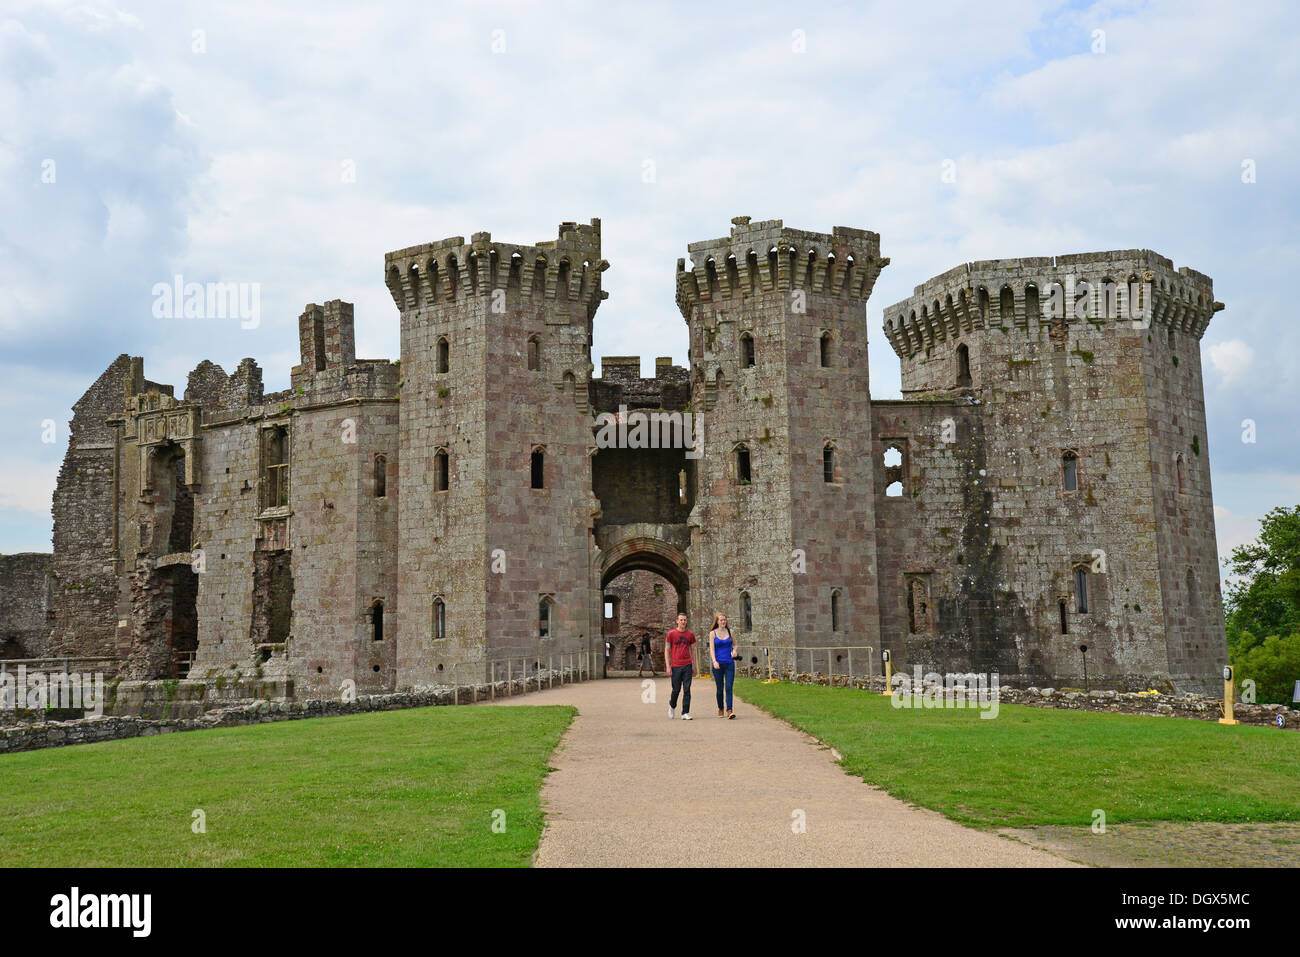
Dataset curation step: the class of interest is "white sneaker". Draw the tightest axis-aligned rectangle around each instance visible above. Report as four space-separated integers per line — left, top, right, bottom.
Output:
668 707 675 719
682 713 693 720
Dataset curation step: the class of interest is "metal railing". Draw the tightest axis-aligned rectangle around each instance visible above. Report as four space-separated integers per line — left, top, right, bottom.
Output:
174 650 197 678
0 657 121 679
728 644 878 681
443 651 596 704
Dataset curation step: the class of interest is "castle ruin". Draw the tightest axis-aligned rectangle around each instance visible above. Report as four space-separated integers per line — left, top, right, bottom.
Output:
11 217 1229 696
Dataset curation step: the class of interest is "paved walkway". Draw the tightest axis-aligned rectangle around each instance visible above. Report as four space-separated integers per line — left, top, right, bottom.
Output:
488 676 1075 867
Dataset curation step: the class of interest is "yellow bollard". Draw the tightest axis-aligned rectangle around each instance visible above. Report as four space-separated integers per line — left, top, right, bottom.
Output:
761 646 780 684
1218 665 1239 725
881 650 893 696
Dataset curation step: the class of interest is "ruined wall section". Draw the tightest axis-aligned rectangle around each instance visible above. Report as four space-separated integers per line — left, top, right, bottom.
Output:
870 399 1003 675
0 553 53 658
882 251 1224 689
188 361 265 682
48 355 139 659
679 218 886 664
387 221 605 685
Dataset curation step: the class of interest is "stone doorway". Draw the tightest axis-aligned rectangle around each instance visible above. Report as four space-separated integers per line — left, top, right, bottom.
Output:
599 539 689 676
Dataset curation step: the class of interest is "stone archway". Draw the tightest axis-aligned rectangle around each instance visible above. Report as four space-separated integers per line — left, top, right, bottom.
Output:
601 536 689 599
599 535 689 676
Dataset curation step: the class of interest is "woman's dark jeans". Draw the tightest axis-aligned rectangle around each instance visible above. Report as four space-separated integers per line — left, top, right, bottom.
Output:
713 660 735 710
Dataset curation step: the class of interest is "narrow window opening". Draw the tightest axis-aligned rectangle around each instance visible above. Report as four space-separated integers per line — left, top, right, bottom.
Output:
374 454 387 498
956 343 972 388
435 450 449 492
819 333 831 368
1063 452 1078 491
437 337 450 374
433 598 446 640
1075 569 1089 614
740 333 755 368
823 445 835 483
313 317 326 372
1059 600 1068 634
531 449 545 489
830 591 840 632
539 599 551 639
736 446 751 484
741 592 752 632
371 601 384 641
263 425 289 509
527 337 540 371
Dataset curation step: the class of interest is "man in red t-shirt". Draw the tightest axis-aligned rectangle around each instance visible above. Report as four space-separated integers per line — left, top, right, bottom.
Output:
665 613 696 720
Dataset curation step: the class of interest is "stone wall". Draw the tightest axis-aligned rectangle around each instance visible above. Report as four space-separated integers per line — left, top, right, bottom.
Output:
0 665 589 755
48 354 138 660
0 553 53 658
736 667 1300 730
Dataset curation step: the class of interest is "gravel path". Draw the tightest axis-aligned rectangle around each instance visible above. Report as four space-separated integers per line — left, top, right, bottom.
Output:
488 677 1076 867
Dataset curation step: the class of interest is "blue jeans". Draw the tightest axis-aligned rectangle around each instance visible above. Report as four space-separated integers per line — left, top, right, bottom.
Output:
713 660 735 710
670 665 693 713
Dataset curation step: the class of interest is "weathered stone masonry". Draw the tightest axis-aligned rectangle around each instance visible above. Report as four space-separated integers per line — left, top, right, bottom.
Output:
26 218 1229 698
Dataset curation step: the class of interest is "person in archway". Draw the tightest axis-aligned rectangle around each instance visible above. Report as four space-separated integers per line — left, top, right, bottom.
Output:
709 612 737 719
666 613 695 720
637 632 655 677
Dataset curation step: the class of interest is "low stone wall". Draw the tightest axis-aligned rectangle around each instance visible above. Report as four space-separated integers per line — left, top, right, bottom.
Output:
736 666 1300 730
0 668 581 755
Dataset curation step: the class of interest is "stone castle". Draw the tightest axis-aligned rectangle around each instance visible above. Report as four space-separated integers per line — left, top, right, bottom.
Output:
5 216 1230 695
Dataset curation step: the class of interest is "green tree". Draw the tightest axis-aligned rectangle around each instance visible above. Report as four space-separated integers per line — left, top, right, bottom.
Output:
1223 505 1300 654
1233 634 1300 706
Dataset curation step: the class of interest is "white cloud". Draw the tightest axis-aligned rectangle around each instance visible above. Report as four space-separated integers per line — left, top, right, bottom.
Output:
1207 339 1254 387
2 0 1299 551
0 458 58 515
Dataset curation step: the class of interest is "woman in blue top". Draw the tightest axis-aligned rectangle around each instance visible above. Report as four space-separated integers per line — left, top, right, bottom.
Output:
709 612 737 719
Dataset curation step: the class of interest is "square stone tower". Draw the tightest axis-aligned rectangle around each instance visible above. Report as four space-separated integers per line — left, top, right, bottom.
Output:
678 218 889 671
881 251 1227 691
385 221 607 686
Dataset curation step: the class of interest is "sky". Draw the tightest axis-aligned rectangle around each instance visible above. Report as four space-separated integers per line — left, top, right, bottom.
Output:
1 0 1297 584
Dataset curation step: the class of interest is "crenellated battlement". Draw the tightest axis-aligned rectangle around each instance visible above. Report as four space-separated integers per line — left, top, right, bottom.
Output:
675 216 888 319
383 218 609 319
882 249 1225 359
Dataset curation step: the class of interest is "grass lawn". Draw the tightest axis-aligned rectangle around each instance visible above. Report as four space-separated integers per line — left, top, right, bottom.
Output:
0 705 574 866
736 677 1300 829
